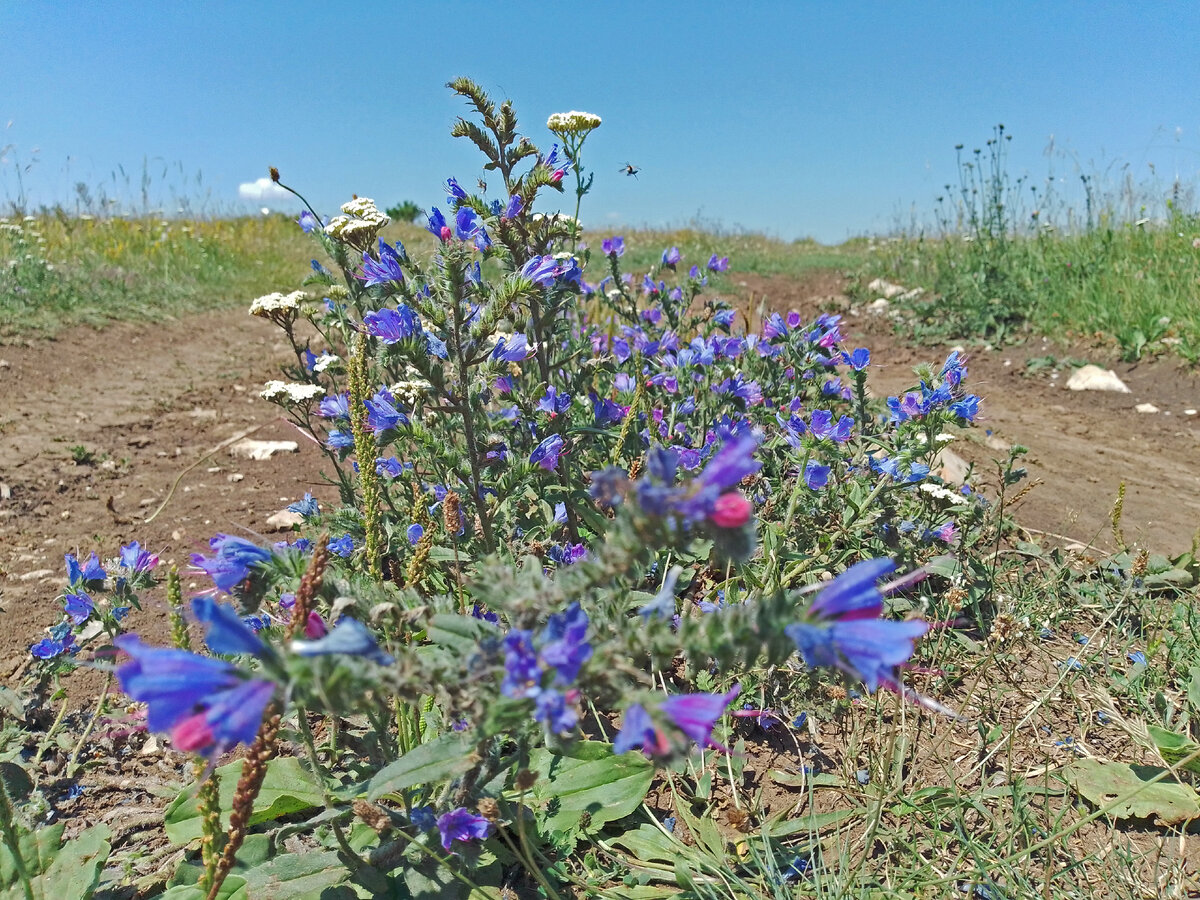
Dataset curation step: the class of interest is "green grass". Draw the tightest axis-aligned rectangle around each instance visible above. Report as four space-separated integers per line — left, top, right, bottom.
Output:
858 220 1200 362
0 212 865 339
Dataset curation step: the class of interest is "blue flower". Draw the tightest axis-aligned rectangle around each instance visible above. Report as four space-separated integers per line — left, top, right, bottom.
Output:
63 592 94 625
522 255 559 286
553 502 567 525
407 523 424 545
360 240 405 287
190 535 272 595
192 596 267 657
425 334 448 359
501 630 540 698
328 534 354 557
445 177 468 203
807 558 895 620
454 206 482 242
661 685 740 750
364 306 420 344
114 634 274 756
530 434 565 471
365 388 409 433
326 430 355 449
613 704 667 756
491 333 530 362
435 808 491 852
713 309 736 330
707 254 729 272
31 634 75 660
950 395 981 421
410 806 436 831
537 386 571 417
503 194 523 218
290 618 395 665
533 689 577 734
298 210 319 233
661 246 681 268
602 235 625 257
65 552 105 588
539 602 591 684
639 566 681 620
843 347 871 371
810 410 854 443
287 493 320 518
118 541 158 574
786 619 927 693
376 457 409 478
319 392 350 420
426 207 449 240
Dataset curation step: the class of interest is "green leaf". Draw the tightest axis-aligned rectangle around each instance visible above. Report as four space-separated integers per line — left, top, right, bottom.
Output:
367 732 476 801
427 614 498 657
1146 725 1200 775
607 824 679 865
239 850 355 898
528 741 654 834
1064 758 1200 824
0 824 110 900
763 806 864 838
158 876 247 899
164 757 324 845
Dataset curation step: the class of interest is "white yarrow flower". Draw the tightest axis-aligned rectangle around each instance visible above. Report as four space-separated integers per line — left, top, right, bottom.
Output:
249 290 307 317
260 381 324 403
547 110 602 135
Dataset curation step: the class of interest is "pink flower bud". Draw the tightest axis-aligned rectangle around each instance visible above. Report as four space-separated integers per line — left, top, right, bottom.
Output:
304 611 327 639
439 225 452 242
709 491 752 529
171 712 214 753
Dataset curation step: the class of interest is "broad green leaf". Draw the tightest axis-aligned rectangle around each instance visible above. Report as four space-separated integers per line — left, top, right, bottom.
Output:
164 757 324 845
0 824 63 884
158 876 247 899
1146 725 1200 775
367 732 476 801
427 614 499 657
1064 759 1200 825
239 850 357 898
528 741 653 834
764 806 864 838
0 824 110 900
607 823 680 865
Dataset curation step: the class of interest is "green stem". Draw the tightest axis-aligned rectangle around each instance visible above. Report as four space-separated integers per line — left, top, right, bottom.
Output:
0 773 33 900
65 671 113 779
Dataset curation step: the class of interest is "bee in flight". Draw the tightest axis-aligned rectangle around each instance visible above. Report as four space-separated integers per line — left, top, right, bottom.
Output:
620 163 640 178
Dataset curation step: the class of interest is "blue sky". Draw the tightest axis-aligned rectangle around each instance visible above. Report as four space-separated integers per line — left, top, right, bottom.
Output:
3 2 1198 242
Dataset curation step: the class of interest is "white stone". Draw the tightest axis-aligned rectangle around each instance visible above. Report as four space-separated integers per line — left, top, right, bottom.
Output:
868 298 890 313
1184 409 1197 416
933 448 971 485
229 439 299 460
1134 403 1160 414
18 569 53 582
266 509 304 531
1065 365 1130 393
867 278 908 299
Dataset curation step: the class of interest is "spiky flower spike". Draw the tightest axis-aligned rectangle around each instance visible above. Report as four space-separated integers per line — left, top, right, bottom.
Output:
348 332 384 578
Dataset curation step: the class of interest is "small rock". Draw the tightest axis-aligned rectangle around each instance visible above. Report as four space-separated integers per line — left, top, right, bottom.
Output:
265 509 304 531
228 439 299 460
0 359 9 368
1184 409 1197 416
0 483 10 500
205 466 222 473
59 510 70 519
867 278 907 299
933 448 971 485
868 298 890 313
1134 403 1159 414
228 473 245 483
1065 365 1130 393
138 497 155 507
19 569 54 582
141 735 160 756
188 407 218 422
171 529 183 540
985 434 1010 452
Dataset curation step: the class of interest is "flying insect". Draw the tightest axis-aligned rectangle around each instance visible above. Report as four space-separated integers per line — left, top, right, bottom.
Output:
620 163 640 178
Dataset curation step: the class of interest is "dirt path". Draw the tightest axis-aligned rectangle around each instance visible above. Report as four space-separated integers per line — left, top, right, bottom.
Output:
2 275 1198 679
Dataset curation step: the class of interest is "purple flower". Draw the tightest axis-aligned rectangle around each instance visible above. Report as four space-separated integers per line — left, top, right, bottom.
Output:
530 434 565 471
326 430 354 449
190 535 272 595
501 630 540 698
660 685 740 750
810 410 854 443
503 194 523 218
445 177 468 202
436 808 491 852
941 351 968 387
534 689 578 734
712 309 736 330
803 461 831 490
537 386 571 417
366 388 409 433
114 634 274 756
491 333 531 362
426 207 449 240
31 634 75 659
613 704 669 756
407 523 424 545
707 254 730 273
360 240 405 287
118 541 159 574
547 542 588 566
762 313 788 340
64 592 94 625
696 433 761 494
661 246 681 268
455 206 483 242
319 392 350 421
364 306 420 344
539 603 591 685
602 235 625 257
808 558 895 621
522 255 559 286
786 619 928 693
298 210 319 233
192 596 266 657
65 552 105 588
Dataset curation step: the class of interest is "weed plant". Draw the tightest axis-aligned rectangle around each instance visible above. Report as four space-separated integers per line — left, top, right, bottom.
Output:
3 89 1200 900
860 125 1200 362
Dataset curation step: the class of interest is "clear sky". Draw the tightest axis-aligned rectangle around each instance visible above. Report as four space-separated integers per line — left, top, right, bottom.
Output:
3 1 1198 243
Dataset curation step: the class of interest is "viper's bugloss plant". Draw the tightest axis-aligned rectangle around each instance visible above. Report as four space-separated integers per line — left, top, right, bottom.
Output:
17 80 1013 898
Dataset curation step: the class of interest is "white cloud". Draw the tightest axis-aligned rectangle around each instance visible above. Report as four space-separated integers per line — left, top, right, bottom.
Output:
238 176 290 203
